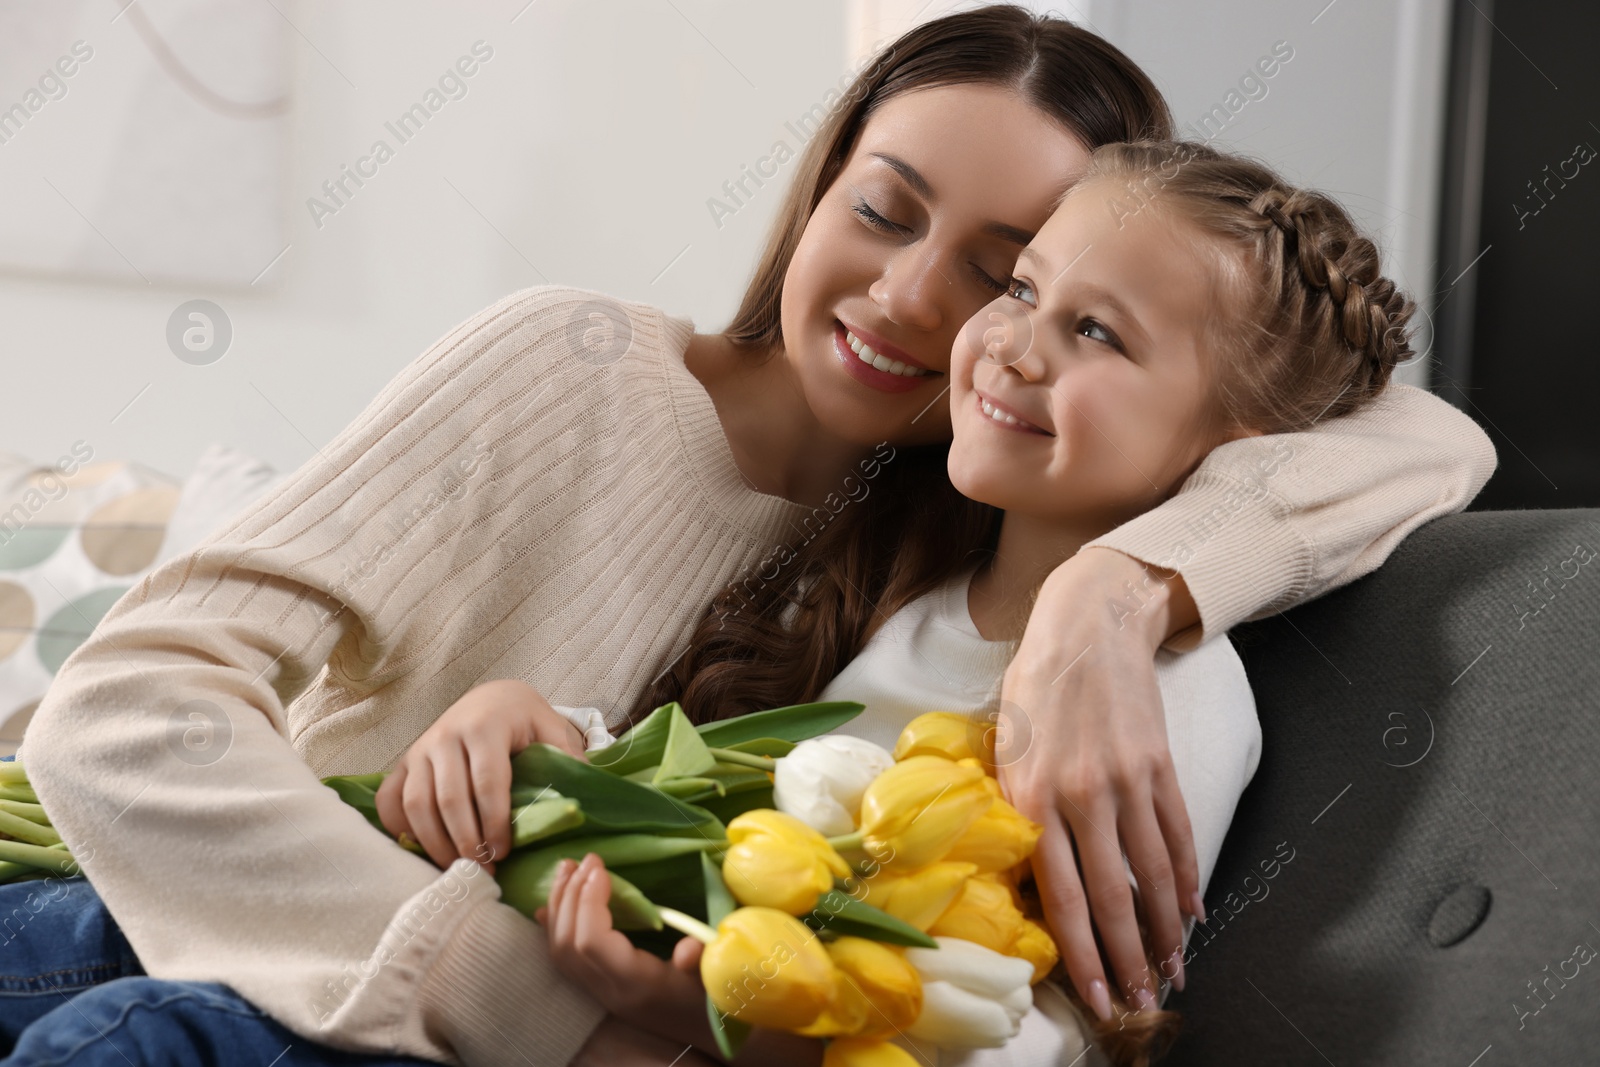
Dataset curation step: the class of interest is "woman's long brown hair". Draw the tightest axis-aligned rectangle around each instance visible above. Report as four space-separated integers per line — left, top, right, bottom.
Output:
630 3 1172 725
631 9 1180 1061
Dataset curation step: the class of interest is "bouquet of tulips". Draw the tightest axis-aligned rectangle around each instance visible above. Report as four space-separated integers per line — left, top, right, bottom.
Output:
330 700 1062 1064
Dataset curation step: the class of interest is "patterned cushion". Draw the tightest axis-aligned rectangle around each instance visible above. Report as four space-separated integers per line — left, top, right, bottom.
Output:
0 447 183 744
0 443 283 747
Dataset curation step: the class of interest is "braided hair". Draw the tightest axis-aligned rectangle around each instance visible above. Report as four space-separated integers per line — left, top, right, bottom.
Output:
1083 140 1415 435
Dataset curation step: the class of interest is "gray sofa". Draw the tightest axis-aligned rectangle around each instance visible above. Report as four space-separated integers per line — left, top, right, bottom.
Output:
1167 508 1600 1064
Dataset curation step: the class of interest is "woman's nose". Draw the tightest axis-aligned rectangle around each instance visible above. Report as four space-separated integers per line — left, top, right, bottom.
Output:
867 246 948 333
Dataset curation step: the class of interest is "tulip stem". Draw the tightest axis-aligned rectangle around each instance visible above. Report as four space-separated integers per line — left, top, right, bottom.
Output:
705 748 775 772
658 906 718 944
826 832 865 852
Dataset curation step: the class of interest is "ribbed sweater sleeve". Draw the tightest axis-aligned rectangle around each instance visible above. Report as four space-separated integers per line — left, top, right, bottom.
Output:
21 285 804 1066
1084 382 1498 650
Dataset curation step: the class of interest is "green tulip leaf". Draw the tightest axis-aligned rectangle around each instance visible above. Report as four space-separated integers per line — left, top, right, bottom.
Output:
511 743 716 833
720 737 795 759
696 701 864 748
707 995 752 1061
509 797 585 850
656 777 723 802
585 702 679 777
808 889 939 948
654 705 718 785
495 835 723 931
701 852 737 928
695 784 775 823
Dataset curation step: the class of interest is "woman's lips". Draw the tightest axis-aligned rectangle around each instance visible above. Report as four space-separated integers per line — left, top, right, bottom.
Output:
833 321 938 395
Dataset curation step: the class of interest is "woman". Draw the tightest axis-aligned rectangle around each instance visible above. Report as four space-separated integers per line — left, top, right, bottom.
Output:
5 6 1492 1065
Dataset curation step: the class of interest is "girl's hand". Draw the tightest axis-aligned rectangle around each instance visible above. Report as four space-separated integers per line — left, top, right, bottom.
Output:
996 547 1202 1020
375 679 586 874
537 854 710 1043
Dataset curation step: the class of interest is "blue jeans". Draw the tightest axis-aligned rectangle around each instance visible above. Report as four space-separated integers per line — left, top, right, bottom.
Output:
0 875 439 1065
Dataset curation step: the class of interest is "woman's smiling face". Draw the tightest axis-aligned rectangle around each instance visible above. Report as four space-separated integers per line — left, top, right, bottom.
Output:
779 84 1091 448
948 175 1251 531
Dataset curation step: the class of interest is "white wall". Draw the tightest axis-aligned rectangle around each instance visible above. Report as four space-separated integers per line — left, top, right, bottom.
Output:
0 0 851 478
1101 0 1451 389
0 0 1447 481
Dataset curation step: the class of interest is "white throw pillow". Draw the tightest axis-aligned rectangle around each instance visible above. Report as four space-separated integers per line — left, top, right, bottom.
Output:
156 442 285 562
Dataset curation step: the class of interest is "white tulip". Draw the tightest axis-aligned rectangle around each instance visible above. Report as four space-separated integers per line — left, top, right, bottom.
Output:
772 734 895 837
904 937 1035 1048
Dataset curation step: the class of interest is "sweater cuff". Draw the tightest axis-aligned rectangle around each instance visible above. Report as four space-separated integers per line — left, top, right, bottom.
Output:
1084 470 1313 650
414 875 607 1067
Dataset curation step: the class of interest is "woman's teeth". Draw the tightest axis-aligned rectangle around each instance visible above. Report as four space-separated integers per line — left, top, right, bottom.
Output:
980 397 1042 433
845 328 930 378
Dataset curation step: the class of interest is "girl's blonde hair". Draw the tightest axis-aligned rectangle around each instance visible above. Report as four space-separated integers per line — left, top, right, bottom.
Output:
1080 140 1415 438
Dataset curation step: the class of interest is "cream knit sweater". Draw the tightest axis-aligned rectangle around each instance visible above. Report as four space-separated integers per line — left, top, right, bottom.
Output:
21 286 1496 1066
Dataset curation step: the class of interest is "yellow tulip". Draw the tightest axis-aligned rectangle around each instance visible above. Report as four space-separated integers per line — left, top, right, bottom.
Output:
800 936 922 1039
823 1038 922 1067
853 861 977 930
702 907 838 1030
1013 918 1061 985
722 809 852 915
859 755 993 869
892 711 984 764
928 875 1029 957
942 776 1042 873
975 869 1026 912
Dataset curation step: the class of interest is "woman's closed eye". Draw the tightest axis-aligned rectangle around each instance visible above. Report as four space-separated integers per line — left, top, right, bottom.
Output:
852 197 908 236
852 196 1015 295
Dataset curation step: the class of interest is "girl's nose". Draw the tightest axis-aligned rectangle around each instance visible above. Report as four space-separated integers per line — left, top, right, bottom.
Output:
974 304 1044 381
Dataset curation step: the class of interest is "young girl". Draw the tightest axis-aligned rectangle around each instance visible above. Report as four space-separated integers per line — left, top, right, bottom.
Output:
392 138 1419 1067
6 8 1490 1066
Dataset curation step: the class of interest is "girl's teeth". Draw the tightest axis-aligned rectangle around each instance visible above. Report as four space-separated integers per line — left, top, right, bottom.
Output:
844 328 928 378
981 398 1031 430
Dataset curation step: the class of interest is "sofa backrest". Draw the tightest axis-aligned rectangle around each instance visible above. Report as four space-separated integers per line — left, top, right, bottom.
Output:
1166 508 1600 1065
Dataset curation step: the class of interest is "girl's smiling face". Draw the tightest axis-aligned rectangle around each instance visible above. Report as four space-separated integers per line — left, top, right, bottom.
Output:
780 84 1091 448
948 176 1253 531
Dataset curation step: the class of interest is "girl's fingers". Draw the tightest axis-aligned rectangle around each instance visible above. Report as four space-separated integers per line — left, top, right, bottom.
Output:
1032 813 1112 1023
1068 798 1156 1013
399 760 457 869
428 748 486 869
464 736 514 864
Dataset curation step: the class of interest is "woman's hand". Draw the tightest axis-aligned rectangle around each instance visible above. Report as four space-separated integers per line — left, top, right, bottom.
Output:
540 854 825 1067
375 679 585 874
536 854 709 1037
995 547 1203 1020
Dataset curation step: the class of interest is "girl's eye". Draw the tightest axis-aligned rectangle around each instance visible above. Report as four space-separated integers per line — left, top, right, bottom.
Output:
1005 277 1037 307
1079 318 1123 351
852 200 906 234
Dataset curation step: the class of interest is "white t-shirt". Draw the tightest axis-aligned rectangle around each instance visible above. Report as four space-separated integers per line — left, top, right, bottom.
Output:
813 564 1262 1066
